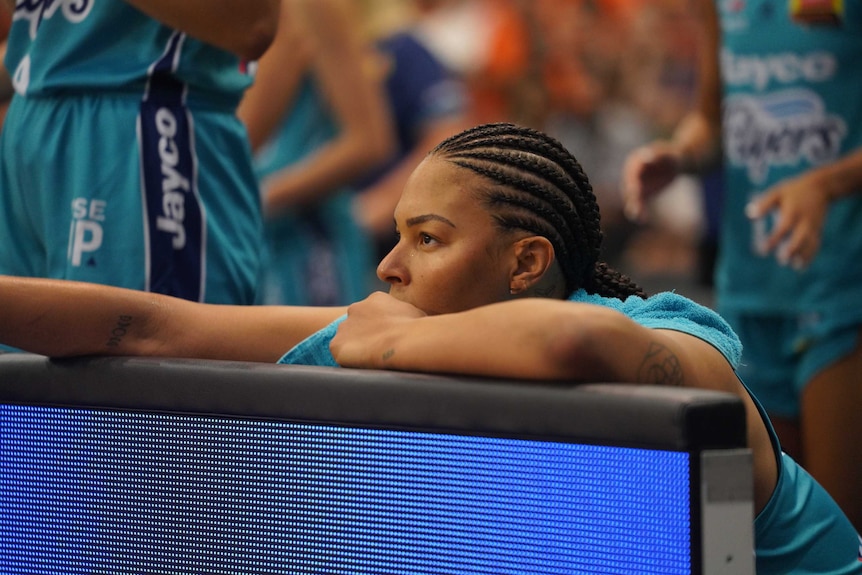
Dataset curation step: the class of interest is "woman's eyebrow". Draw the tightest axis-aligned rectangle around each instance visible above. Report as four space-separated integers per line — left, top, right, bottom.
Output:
405 214 456 228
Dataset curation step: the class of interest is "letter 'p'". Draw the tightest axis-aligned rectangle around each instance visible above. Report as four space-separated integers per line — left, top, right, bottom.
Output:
68 220 104 266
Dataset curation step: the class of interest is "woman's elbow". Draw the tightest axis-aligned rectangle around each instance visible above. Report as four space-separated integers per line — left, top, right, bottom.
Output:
541 322 604 380
234 17 279 61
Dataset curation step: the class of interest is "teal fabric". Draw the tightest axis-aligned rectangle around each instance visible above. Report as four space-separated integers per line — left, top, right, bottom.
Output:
0 0 263 304
278 290 741 372
714 0 862 321
278 315 345 368
0 95 262 305
5 1 250 107
754 453 862 574
254 77 375 306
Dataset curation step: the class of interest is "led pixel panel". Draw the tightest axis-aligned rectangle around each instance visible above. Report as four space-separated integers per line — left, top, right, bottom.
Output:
1 404 692 575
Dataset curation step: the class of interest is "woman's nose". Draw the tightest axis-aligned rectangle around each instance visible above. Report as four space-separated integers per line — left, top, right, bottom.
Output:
376 243 407 285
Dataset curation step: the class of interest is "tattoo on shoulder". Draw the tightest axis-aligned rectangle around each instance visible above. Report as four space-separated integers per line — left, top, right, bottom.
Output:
637 342 683 386
105 315 133 348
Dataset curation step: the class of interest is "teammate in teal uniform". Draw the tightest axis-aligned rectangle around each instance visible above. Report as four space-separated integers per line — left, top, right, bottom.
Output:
238 0 395 306
0 122 859 571
0 0 279 304
252 75 383 305
622 0 862 528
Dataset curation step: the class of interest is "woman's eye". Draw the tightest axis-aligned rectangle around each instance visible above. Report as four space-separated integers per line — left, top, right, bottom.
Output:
419 233 437 246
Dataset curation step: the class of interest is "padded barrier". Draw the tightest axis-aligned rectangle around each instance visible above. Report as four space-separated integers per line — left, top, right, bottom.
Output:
0 353 746 450
0 353 754 575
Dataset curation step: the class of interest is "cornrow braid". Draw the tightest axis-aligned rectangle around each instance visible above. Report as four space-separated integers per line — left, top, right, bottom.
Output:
431 122 647 300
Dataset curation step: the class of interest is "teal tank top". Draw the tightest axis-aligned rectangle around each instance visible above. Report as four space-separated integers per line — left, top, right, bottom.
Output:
253 76 375 306
5 0 251 108
715 0 862 318
254 76 338 180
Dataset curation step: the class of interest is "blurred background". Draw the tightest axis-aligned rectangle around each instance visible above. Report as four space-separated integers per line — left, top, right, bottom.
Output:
0 0 715 305
361 0 715 305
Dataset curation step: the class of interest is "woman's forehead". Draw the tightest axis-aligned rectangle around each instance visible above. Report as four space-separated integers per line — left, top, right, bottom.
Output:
397 158 478 214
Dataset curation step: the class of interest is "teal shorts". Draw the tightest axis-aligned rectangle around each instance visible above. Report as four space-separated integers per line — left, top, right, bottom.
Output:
722 310 862 418
0 92 263 304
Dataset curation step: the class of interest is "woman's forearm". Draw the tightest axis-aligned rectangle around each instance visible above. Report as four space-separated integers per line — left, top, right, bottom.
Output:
0 277 176 357
336 299 639 382
334 296 736 393
0 276 348 362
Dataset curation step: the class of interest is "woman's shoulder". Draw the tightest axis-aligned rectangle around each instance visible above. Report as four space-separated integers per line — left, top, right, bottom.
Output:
568 289 742 368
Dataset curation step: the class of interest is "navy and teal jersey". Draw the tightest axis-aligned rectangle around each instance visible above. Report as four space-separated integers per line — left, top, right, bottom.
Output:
5 0 251 108
714 0 862 322
0 0 263 304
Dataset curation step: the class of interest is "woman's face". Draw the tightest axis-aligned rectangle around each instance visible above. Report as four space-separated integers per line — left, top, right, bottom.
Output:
376 155 519 315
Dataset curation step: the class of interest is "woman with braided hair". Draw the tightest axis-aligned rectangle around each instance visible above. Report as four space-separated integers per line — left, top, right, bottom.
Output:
0 122 858 572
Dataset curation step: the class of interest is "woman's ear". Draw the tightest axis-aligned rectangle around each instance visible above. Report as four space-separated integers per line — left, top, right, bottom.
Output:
509 236 556 295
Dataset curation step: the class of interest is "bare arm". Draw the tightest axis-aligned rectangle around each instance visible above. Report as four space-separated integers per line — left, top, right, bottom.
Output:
257 0 396 214
331 292 777 512
745 147 862 268
237 0 310 152
621 0 722 220
122 0 280 60
0 277 344 363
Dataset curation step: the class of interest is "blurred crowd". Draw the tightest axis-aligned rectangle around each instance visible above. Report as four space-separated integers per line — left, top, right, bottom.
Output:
365 0 711 299
0 0 711 300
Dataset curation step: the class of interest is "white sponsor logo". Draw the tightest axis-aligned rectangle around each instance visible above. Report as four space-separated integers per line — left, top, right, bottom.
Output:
724 89 845 183
153 107 188 250
68 198 105 266
14 0 94 40
722 49 836 91
12 54 30 96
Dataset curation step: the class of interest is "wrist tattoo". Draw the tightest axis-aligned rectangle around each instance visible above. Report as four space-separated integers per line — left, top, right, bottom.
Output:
106 315 133 348
382 348 395 363
637 342 683 386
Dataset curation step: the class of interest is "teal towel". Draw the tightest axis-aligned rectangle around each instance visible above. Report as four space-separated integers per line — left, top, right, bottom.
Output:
279 290 742 369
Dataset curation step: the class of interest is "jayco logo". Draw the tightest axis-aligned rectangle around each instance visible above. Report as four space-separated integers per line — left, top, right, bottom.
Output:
154 107 188 250
722 49 836 91
68 198 105 267
724 89 846 183
14 0 94 39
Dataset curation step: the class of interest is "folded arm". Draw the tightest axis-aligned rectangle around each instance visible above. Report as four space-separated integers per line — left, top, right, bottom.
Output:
0 277 343 363
331 293 778 512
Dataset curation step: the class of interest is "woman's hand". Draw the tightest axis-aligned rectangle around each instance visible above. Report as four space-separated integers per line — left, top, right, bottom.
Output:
745 171 832 270
621 141 685 222
330 292 426 369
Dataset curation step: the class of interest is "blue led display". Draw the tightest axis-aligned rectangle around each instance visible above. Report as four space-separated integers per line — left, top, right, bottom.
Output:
0 405 692 574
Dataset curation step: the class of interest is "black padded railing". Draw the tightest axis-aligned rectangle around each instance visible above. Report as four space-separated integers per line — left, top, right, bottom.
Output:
0 353 746 450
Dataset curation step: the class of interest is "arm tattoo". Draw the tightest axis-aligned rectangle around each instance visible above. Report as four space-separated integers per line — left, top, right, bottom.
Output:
105 315 134 349
382 348 395 363
636 342 684 386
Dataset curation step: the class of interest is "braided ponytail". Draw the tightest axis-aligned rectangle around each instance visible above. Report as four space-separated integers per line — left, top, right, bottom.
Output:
431 122 647 299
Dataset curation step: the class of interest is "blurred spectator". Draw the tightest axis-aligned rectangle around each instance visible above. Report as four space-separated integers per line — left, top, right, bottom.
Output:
238 0 396 306
353 0 473 265
622 0 862 527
